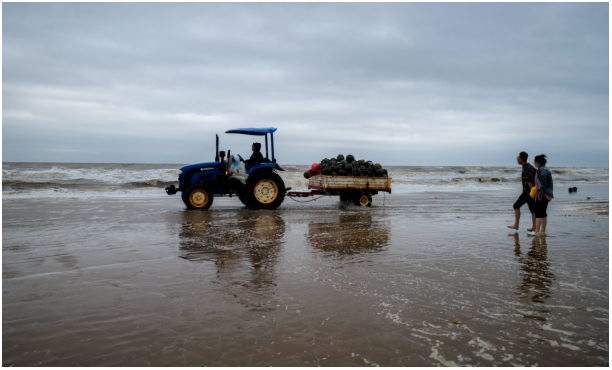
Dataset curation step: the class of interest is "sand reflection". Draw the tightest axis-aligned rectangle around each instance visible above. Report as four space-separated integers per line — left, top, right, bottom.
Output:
177 210 285 310
308 213 390 258
512 234 556 320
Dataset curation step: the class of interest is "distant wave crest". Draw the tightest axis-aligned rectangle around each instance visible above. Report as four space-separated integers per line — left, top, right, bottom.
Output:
2 163 608 199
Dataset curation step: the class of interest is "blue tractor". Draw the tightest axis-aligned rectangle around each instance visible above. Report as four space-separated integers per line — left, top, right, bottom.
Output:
165 128 287 210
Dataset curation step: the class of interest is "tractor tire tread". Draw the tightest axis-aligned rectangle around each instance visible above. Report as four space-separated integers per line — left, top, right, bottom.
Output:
183 183 214 210
243 171 286 210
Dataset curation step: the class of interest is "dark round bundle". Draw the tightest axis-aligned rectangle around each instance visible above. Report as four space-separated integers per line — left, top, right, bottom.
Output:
317 155 387 177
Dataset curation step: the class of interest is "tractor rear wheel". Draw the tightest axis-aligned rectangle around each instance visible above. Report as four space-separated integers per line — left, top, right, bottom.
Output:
353 194 372 207
244 172 286 210
183 184 214 210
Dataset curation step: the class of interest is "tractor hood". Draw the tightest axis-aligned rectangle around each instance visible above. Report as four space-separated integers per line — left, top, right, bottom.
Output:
180 161 222 172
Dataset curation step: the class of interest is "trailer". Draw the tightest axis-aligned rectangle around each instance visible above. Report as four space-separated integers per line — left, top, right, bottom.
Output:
286 175 392 207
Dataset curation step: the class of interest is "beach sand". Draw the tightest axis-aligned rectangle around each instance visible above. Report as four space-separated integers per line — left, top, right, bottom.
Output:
2 184 609 366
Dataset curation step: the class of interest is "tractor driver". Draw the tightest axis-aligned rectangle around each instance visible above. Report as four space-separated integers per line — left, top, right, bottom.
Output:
245 142 264 170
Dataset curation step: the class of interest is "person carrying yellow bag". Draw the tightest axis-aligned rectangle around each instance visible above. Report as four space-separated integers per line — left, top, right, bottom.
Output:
507 152 537 231
528 154 554 237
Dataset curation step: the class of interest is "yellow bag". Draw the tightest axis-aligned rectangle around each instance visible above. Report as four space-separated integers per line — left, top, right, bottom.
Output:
529 186 538 199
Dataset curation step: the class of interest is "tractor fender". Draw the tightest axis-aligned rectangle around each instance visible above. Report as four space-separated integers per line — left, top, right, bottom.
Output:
247 163 284 175
247 167 279 180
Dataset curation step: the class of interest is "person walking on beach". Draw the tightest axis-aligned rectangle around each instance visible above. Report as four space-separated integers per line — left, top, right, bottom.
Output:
528 154 553 236
508 152 536 231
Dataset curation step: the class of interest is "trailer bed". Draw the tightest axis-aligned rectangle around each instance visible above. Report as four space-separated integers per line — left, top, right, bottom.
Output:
286 175 391 207
307 175 391 192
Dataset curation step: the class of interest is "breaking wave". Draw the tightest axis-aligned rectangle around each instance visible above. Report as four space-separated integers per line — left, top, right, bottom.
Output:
2 162 608 199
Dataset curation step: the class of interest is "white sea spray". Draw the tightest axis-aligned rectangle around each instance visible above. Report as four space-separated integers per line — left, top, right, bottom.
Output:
3 162 608 199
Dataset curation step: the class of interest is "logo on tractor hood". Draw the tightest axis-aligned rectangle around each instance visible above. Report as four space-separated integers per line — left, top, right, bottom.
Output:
200 167 217 171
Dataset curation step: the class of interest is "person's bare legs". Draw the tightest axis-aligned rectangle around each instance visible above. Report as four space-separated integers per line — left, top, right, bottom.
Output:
534 218 543 233
508 209 520 229
540 217 548 234
527 212 536 232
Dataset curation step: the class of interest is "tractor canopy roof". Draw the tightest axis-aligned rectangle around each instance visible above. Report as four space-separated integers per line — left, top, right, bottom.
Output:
225 127 277 136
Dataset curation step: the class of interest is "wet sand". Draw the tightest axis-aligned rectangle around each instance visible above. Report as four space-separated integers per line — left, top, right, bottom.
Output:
3 185 609 366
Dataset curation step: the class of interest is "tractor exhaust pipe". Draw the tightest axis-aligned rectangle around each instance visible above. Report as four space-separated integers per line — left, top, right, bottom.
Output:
215 134 219 162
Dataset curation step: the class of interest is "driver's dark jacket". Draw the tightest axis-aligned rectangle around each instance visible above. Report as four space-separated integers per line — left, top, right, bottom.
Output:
247 150 264 169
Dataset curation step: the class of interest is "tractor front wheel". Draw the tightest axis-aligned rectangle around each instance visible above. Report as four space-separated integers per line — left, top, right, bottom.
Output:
244 172 286 210
183 184 214 210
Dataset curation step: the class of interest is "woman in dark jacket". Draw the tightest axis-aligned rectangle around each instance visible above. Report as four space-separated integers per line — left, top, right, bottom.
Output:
529 154 553 236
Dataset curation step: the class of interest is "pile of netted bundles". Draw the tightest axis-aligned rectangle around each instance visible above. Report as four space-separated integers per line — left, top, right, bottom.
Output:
319 154 388 177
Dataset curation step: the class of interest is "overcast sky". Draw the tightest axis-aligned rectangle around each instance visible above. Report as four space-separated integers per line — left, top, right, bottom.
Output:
3 3 609 166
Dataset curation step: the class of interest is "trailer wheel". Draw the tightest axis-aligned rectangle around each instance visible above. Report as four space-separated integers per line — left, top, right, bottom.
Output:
183 184 214 210
354 194 372 207
244 171 286 209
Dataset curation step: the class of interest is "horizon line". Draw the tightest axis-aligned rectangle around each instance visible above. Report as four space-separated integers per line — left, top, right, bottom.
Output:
1 161 609 168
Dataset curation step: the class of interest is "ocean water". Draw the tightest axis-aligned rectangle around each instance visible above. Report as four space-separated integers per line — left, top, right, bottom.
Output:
2 162 608 200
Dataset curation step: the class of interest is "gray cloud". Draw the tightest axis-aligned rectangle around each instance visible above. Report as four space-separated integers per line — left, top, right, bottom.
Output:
3 3 609 166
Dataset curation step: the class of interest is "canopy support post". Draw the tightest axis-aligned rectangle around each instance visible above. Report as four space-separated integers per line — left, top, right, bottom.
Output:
270 133 275 163
265 134 269 161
